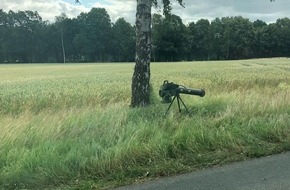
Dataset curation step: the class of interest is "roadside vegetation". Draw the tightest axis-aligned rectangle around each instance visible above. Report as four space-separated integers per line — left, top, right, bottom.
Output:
0 58 289 189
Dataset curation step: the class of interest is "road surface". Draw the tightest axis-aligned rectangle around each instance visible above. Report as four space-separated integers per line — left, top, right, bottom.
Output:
115 152 290 190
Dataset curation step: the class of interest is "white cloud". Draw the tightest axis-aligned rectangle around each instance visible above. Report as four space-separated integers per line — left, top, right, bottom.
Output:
1 0 289 24
1 0 89 22
91 0 136 23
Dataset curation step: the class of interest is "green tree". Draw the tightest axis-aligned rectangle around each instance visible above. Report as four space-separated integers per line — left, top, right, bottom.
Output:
112 18 135 62
210 18 223 60
152 14 163 62
276 18 290 56
87 8 112 62
194 19 211 60
0 10 8 62
55 13 68 63
72 12 90 62
219 16 254 60
253 19 268 58
187 21 197 60
3 10 45 63
47 14 77 63
152 14 188 61
73 8 112 62
231 17 254 59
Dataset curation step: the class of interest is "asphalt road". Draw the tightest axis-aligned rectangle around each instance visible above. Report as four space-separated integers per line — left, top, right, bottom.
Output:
115 152 290 190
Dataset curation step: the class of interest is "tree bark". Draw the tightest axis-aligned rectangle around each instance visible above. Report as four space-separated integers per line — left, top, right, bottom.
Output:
131 0 151 107
60 23 66 63
61 30 66 63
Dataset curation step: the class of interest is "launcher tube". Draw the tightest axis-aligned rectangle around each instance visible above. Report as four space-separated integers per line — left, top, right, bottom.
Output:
177 88 205 97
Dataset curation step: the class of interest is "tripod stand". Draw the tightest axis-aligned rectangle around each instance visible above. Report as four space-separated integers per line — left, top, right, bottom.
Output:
164 93 189 116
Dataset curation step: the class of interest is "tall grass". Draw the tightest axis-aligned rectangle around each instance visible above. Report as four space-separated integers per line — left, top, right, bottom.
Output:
0 59 289 189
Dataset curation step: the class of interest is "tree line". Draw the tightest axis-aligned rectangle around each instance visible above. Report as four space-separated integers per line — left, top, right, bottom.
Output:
0 8 289 63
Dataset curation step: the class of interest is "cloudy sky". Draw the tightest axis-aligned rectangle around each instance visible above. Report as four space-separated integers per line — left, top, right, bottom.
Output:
1 0 289 24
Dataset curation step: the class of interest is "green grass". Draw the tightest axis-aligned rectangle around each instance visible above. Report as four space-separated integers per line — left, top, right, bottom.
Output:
0 58 290 189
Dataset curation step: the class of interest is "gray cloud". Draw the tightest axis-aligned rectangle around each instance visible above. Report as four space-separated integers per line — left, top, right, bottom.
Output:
171 0 290 23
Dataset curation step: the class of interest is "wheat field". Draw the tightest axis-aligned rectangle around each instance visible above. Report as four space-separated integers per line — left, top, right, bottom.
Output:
0 58 289 189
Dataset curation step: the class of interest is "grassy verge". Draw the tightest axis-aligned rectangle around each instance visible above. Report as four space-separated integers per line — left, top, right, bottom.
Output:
0 59 289 189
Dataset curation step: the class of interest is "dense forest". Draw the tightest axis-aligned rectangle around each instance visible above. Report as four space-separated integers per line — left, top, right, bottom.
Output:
0 8 290 63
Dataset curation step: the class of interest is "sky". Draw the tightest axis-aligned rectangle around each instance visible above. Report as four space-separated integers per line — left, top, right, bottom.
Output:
1 0 289 24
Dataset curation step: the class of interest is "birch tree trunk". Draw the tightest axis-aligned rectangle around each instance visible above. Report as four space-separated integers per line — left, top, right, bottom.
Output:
131 0 151 107
61 28 66 63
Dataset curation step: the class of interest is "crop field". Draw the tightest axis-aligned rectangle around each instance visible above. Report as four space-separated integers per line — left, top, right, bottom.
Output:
0 58 290 189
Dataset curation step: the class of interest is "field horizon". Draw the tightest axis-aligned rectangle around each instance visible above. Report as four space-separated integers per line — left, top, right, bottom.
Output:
0 58 289 189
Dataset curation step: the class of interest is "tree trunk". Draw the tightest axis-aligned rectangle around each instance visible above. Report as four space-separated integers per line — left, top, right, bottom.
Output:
131 0 151 107
61 28 66 64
